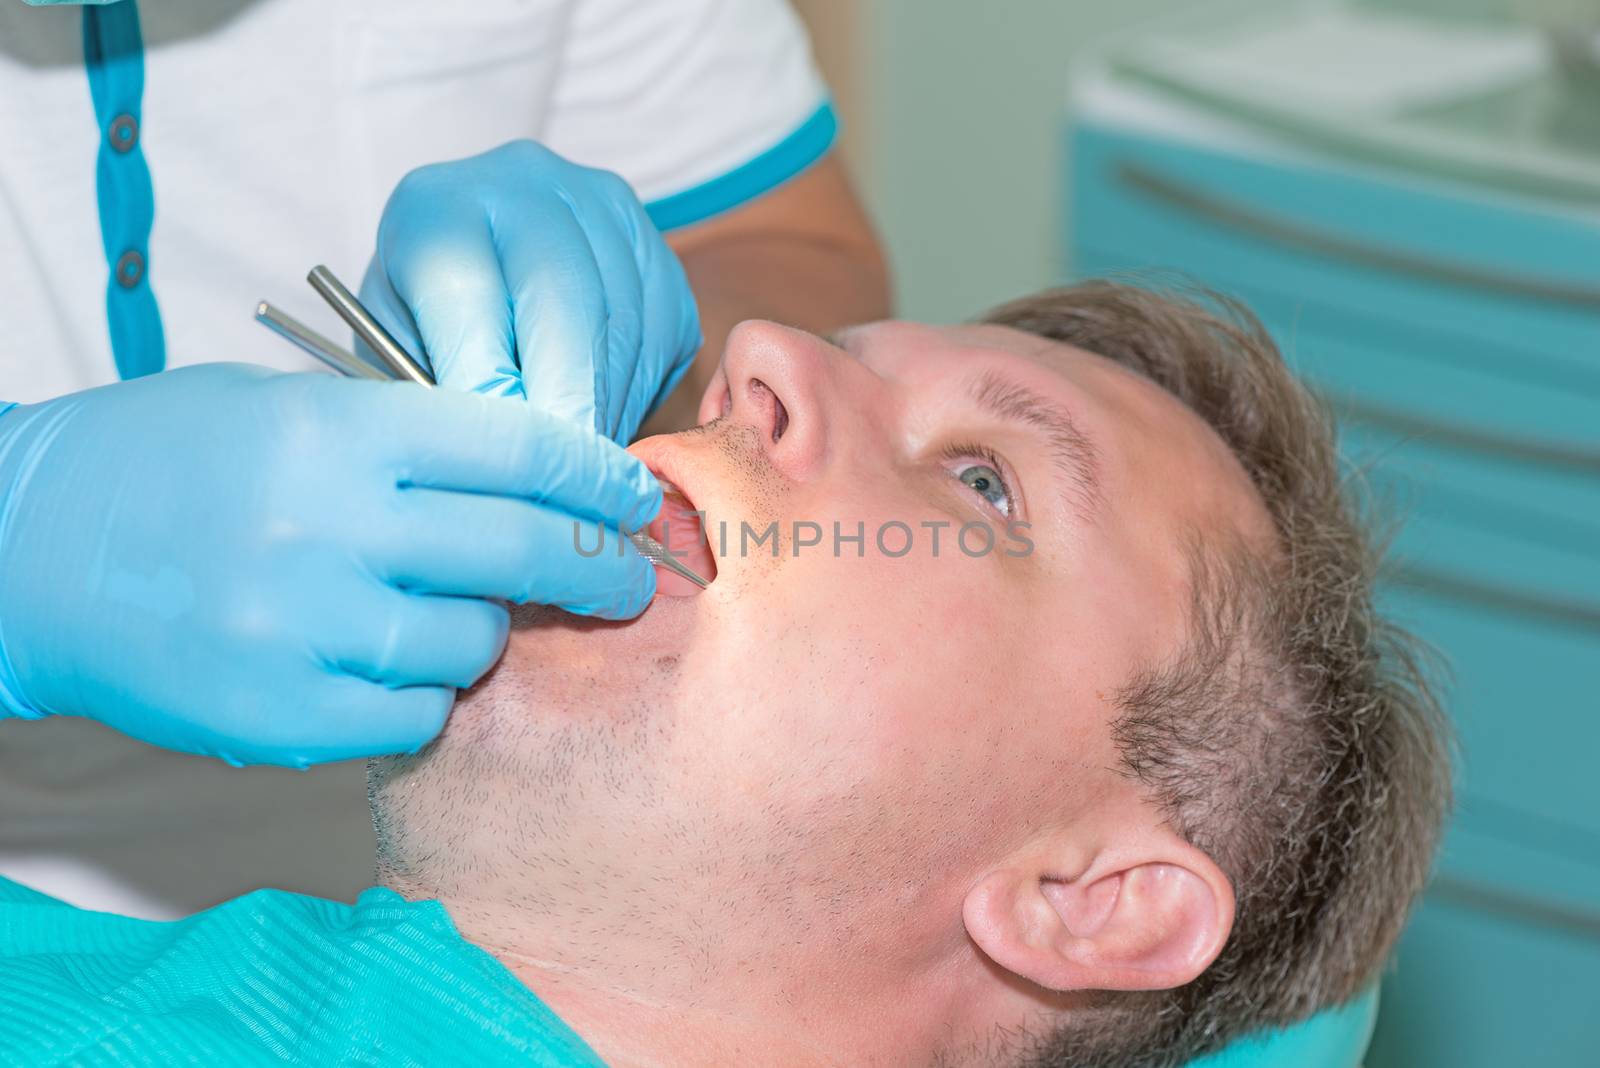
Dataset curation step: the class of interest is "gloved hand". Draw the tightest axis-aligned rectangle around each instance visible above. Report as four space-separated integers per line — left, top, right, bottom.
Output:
0 364 660 767
361 140 702 445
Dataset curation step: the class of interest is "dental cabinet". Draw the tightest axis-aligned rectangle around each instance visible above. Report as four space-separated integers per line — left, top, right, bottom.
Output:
1065 9 1600 1067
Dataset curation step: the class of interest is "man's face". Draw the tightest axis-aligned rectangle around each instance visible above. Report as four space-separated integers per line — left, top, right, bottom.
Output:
372 319 1263 1006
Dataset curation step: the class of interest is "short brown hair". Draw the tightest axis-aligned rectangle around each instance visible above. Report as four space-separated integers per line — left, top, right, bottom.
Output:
980 280 1452 1067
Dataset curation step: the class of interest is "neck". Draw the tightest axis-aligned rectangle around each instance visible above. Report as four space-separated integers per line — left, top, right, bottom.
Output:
478 948 842 1068
382 871 975 1067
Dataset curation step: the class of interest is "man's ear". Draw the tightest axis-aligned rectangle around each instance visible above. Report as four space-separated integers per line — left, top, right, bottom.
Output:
962 832 1234 992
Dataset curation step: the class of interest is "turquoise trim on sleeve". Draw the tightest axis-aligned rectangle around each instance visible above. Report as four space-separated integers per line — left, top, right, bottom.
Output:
1186 986 1379 1068
645 102 837 232
83 0 164 380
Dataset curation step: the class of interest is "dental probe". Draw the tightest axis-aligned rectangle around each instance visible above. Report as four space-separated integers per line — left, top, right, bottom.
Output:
255 302 388 381
254 285 710 591
307 265 435 387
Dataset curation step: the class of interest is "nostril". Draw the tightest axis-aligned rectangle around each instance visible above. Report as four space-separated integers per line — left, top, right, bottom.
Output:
748 378 789 443
771 394 789 442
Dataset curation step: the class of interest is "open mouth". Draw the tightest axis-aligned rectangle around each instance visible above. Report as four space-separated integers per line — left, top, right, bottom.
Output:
645 477 718 596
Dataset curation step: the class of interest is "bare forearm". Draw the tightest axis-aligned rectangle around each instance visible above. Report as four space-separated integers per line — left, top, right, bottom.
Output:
643 236 889 434
640 155 890 436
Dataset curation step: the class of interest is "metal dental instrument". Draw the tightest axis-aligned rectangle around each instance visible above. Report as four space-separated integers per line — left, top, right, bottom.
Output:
306 265 435 387
254 273 710 590
623 526 710 589
254 301 388 381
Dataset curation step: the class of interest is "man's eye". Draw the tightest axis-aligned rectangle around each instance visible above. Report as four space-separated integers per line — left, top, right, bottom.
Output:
940 442 1016 519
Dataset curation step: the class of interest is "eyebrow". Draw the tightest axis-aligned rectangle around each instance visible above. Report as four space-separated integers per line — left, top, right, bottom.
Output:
965 369 1103 520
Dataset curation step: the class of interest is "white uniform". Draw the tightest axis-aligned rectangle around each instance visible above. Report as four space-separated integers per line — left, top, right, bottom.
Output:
0 0 831 917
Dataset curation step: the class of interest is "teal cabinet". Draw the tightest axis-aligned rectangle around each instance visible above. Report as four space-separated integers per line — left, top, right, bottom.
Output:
1067 118 1600 1065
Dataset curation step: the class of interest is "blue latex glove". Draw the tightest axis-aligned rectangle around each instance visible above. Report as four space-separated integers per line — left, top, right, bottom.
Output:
0 364 660 767
360 140 702 444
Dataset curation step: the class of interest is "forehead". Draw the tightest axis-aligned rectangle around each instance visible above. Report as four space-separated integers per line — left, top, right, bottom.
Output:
839 319 1194 445
840 320 1164 412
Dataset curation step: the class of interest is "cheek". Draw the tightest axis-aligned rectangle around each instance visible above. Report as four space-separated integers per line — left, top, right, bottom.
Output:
683 543 1032 792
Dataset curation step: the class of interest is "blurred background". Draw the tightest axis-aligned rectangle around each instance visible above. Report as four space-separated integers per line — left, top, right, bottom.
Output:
791 0 1600 1064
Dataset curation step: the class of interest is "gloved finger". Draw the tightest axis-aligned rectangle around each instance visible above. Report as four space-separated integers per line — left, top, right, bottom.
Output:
330 585 510 690
389 390 662 533
491 195 609 431
206 678 456 768
380 487 658 619
293 677 457 764
377 191 523 399
630 214 703 422
357 255 432 378
569 182 647 438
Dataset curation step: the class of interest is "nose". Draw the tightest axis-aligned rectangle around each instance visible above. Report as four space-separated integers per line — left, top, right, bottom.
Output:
702 321 847 481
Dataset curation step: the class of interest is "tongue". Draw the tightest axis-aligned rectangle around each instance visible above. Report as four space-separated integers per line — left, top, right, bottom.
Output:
648 485 716 596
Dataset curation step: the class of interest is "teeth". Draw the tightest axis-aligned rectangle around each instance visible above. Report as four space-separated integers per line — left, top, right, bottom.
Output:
659 481 695 516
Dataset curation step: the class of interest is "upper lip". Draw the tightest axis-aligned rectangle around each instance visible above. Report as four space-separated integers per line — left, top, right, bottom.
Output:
628 436 708 522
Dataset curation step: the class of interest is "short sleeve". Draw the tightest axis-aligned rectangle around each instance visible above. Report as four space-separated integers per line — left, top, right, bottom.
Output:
542 0 835 231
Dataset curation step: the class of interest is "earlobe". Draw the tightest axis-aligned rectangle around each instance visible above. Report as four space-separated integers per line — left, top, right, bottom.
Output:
963 848 1233 994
